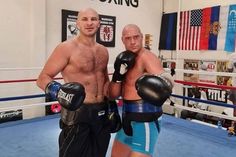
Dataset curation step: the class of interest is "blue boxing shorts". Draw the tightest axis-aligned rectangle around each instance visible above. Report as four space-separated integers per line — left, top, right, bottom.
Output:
115 100 162 155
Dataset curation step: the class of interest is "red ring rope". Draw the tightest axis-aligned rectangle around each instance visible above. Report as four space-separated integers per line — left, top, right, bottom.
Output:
0 76 235 91
0 73 114 84
175 80 236 90
0 78 63 84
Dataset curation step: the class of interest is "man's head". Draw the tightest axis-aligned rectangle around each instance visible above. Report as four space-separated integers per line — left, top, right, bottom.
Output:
76 8 100 37
121 24 143 53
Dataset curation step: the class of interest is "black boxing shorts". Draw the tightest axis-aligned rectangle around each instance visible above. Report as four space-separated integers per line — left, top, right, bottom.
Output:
59 102 111 157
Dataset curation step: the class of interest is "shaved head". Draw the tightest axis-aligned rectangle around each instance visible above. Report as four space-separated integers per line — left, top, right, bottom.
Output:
122 24 142 37
78 8 99 20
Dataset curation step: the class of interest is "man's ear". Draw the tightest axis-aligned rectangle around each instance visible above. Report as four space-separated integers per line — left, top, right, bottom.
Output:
76 20 80 30
98 20 101 28
121 37 125 44
141 33 144 39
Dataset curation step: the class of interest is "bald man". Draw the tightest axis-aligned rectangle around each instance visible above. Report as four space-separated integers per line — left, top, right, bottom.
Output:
37 8 115 157
109 24 174 157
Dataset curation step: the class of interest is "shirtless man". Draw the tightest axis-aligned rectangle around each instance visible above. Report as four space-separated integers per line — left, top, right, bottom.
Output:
37 8 121 157
109 24 174 157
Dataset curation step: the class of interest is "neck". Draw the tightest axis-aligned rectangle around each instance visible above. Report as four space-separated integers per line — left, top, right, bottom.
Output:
77 35 96 47
136 47 145 55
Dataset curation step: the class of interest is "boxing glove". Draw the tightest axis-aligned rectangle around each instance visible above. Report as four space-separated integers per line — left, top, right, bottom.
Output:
45 81 62 101
112 50 136 82
46 81 86 111
107 100 122 133
135 74 173 106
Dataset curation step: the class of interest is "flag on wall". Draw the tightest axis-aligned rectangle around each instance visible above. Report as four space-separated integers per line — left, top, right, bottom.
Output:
208 6 220 50
225 4 236 53
199 7 211 50
159 13 177 50
217 5 229 51
179 9 202 50
199 6 221 50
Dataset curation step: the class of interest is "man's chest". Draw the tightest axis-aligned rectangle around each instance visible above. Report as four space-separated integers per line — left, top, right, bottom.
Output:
70 51 108 72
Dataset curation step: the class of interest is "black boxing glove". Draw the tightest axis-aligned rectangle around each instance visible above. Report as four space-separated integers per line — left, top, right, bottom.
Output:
135 74 173 106
112 50 136 82
107 100 122 133
46 81 86 111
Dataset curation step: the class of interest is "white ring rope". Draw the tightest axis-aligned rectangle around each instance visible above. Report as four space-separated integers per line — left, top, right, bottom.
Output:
0 101 58 112
173 103 236 121
164 68 236 77
0 67 43 71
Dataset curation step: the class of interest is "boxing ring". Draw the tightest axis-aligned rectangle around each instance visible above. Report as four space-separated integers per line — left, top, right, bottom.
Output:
0 77 236 157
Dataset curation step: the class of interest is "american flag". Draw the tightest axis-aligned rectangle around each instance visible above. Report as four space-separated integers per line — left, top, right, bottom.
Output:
179 9 202 50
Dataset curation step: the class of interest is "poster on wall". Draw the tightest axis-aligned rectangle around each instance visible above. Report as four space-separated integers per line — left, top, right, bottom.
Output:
199 60 216 72
217 76 232 86
61 9 79 41
198 74 216 84
198 60 216 84
61 9 116 47
183 60 199 82
96 15 116 47
217 61 229 72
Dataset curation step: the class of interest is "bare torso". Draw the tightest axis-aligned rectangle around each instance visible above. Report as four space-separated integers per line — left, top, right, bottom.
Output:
122 48 164 100
60 39 109 103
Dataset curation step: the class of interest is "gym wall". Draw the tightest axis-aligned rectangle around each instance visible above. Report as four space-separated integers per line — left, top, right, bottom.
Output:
162 0 236 115
0 0 163 119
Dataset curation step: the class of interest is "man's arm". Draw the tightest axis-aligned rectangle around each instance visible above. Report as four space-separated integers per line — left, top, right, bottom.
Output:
108 82 122 99
143 52 165 74
143 52 174 86
135 52 174 106
36 43 69 90
108 50 136 99
103 68 110 97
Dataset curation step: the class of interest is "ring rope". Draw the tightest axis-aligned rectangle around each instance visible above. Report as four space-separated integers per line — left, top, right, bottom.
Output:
0 92 235 110
0 67 43 71
173 103 236 121
0 101 58 112
0 94 45 102
165 68 236 77
0 74 114 84
175 80 236 90
0 77 63 84
171 94 236 109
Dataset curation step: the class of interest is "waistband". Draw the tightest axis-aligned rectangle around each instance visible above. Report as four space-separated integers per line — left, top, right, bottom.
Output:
123 99 162 113
83 101 106 106
61 101 107 126
82 101 107 110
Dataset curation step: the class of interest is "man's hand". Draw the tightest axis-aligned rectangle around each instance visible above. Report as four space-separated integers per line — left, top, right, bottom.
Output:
46 81 86 111
112 50 136 82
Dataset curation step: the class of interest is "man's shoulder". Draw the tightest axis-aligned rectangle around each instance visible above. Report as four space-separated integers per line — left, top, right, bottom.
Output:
96 43 107 49
140 50 158 60
96 43 109 54
53 39 76 55
58 39 74 48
